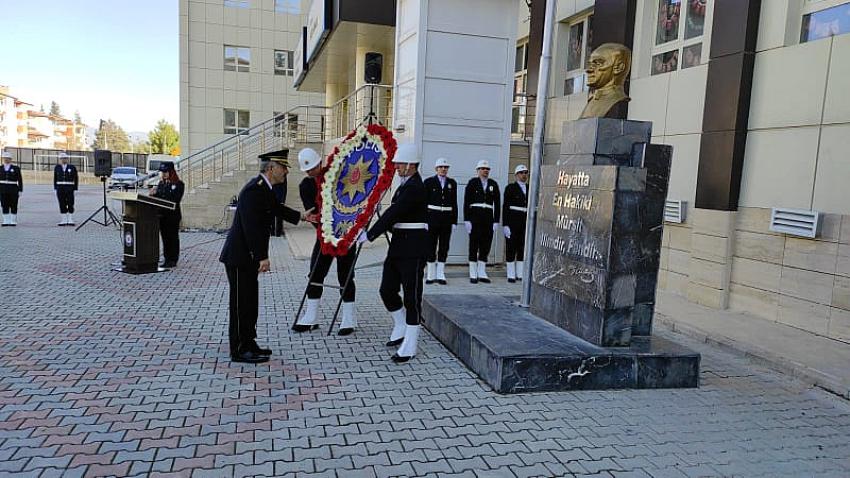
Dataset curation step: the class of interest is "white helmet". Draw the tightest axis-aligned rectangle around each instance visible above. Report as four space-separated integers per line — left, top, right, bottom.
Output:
394 143 420 164
475 160 490 170
435 157 450 168
298 148 322 172
514 164 529 174
58 152 69 160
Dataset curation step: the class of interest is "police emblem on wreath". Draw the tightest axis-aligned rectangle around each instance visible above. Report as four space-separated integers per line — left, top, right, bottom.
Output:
316 123 397 256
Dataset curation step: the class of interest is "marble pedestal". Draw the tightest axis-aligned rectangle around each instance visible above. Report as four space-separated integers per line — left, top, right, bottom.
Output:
423 295 700 393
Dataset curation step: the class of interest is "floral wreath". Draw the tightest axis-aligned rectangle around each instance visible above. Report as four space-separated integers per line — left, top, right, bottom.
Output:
315 123 397 256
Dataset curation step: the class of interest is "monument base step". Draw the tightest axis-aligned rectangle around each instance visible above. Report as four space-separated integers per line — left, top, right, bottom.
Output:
423 294 700 394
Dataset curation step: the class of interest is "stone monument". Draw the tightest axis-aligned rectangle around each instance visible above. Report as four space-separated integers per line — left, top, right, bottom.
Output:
422 43 699 393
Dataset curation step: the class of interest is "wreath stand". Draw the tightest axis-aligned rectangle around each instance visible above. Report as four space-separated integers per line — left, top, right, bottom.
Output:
291 98 393 336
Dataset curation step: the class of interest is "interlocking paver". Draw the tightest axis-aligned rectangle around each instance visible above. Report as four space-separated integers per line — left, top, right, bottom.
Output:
1 185 850 478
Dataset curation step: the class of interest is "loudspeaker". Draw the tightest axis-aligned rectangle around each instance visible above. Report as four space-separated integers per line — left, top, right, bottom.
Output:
94 149 113 177
364 52 383 84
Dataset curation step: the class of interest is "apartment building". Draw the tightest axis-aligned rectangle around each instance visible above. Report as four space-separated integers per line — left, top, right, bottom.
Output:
179 0 324 156
0 86 86 151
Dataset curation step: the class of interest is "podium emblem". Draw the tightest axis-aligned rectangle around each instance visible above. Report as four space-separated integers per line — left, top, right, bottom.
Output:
124 232 134 248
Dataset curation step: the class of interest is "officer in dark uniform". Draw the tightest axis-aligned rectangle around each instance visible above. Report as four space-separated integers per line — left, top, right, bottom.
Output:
219 149 315 363
357 143 428 362
271 178 287 237
423 157 457 285
463 160 500 283
292 147 358 335
53 152 78 226
149 161 185 268
1 151 23 227
502 164 529 283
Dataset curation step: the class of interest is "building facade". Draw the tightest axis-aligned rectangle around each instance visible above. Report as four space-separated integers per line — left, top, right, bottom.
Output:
179 0 324 156
0 86 87 152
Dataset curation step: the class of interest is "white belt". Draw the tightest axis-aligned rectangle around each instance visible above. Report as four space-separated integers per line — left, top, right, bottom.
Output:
427 205 453 212
393 222 428 230
509 206 528 212
471 203 493 209
0 180 18 185
56 181 75 185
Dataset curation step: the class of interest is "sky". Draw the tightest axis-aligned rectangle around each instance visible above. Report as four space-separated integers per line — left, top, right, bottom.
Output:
0 0 179 133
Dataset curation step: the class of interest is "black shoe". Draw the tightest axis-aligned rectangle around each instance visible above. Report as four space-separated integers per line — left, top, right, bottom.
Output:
0 224 7 227
437 279 447 285
391 354 412 363
291 323 319 333
251 342 272 356
507 278 516 283
386 338 403 347
479 277 491 284
338 328 354 336
425 279 435 285
160 261 177 268
231 350 270 364
470 278 478 284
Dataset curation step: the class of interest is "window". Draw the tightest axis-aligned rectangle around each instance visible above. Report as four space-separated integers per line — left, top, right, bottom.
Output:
801 1 850 43
512 42 530 138
224 109 250 134
224 45 250 72
275 0 300 14
274 50 294 76
224 0 249 8
564 14 593 96
651 0 706 75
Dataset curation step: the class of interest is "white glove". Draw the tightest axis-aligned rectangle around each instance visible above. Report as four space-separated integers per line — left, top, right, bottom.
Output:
492 223 498 233
503 226 511 238
356 230 368 244
464 221 472 234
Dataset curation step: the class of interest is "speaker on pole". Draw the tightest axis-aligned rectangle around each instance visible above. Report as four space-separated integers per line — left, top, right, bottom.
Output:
94 149 113 177
364 52 383 84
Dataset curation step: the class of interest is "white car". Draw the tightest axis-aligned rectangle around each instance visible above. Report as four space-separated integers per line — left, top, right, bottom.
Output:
108 167 145 190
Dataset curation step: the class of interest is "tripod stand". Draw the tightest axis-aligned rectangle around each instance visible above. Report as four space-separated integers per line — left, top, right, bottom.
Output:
76 176 121 231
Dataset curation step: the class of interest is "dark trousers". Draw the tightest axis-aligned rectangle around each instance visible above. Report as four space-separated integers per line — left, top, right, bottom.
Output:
56 190 75 213
0 192 18 214
427 224 452 263
307 241 356 302
225 264 259 355
271 216 284 237
379 257 425 325
505 225 526 262
159 214 181 263
468 221 493 262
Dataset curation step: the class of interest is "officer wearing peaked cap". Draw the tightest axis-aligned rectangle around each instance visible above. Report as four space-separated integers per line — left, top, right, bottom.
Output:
220 149 317 364
357 143 429 363
463 159 500 283
423 157 458 285
293 147 359 336
1 151 23 226
503 164 529 283
53 152 78 226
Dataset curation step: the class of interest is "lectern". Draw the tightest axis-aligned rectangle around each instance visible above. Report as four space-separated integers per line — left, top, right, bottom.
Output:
109 191 176 274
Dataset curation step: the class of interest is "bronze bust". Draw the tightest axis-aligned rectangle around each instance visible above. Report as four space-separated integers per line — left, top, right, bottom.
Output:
579 43 632 119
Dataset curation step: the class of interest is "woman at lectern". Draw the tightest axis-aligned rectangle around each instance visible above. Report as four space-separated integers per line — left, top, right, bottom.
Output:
149 161 185 268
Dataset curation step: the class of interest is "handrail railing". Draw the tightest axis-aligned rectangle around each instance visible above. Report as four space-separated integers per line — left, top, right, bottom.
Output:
511 92 536 143
328 84 393 139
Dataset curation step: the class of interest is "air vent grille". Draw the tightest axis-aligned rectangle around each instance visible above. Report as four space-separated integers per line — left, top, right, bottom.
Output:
664 200 686 224
769 208 821 238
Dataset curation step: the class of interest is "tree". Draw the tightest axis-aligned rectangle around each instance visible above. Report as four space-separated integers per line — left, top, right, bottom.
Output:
93 119 131 152
148 119 179 155
131 139 151 153
50 101 61 116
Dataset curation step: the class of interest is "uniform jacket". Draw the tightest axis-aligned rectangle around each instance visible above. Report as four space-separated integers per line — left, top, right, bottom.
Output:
0 164 23 194
219 175 301 266
463 177 500 224
152 180 185 217
367 172 429 259
423 175 458 226
502 181 528 230
53 164 78 191
299 176 320 230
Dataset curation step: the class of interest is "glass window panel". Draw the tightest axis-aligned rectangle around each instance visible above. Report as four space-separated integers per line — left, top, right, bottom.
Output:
514 75 525 96
274 0 300 14
585 16 594 68
684 0 706 39
224 109 235 128
801 3 850 43
274 50 294 76
511 107 520 134
238 110 250 128
656 0 681 45
515 44 526 72
567 22 585 71
224 46 236 71
682 43 702 69
224 0 249 8
237 47 250 71
651 49 679 75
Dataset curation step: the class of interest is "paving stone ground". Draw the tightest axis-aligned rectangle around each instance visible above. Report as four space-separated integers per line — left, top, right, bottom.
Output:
2 184 850 478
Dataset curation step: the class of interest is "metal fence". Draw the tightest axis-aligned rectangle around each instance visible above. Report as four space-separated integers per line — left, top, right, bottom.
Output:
2 147 148 174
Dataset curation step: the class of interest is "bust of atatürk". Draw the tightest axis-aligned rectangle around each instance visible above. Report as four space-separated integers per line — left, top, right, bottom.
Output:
579 43 632 119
